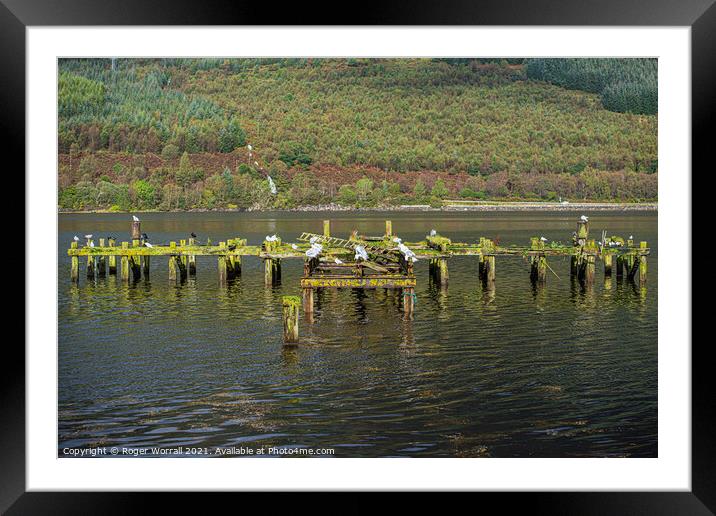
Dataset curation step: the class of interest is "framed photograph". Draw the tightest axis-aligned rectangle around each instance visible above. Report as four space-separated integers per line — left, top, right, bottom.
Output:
8 0 708 508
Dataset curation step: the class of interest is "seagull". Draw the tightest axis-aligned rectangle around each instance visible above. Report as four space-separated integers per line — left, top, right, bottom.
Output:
132 215 140 222
265 234 278 242
247 144 253 151
629 235 633 240
306 242 323 258
580 215 589 222
267 176 277 195
84 234 93 239
540 236 548 242
334 258 343 264
354 245 369 261
397 242 419 263
73 235 79 242
89 241 95 248
430 229 437 236
392 237 402 244
145 242 153 248
309 236 320 244
291 244 298 250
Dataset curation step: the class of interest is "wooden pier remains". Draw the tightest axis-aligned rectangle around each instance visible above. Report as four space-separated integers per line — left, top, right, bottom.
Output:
68 217 651 341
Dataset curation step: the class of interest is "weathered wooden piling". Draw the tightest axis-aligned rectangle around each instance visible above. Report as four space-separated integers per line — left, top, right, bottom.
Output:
142 255 150 278
570 255 578 278
131 219 141 240
615 255 624 279
604 253 613 277
218 241 227 285
302 287 314 314
180 239 187 269
585 254 596 286
385 220 392 238
478 253 485 279
121 242 129 283
97 238 106 276
437 258 449 285
70 242 79 282
129 239 141 281
282 296 300 345
108 238 117 274
403 286 415 314
323 219 331 237
86 239 95 279
188 237 197 275
484 255 496 289
639 241 648 285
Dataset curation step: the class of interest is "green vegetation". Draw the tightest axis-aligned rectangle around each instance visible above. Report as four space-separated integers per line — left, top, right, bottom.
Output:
58 58 657 211
525 58 657 115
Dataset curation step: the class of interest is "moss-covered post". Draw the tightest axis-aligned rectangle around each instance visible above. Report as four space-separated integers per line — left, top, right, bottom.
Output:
130 239 141 281
302 286 314 315
70 241 79 282
131 219 141 240
576 220 589 246
86 239 95 279
142 254 150 278
604 253 613 277
168 241 177 282
625 252 635 282
585 254 596 286
570 255 578 278
179 239 187 269
120 241 129 283
437 258 449 286
323 219 331 237
485 255 496 290
188 237 197 275
218 241 227 285
403 287 415 314
478 253 485 280
615 255 624 279
225 240 236 279
385 220 392 238
97 238 106 277
108 238 117 275
282 296 300 345
639 241 648 285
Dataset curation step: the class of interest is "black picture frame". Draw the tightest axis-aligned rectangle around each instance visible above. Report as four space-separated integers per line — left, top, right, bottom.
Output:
5 0 708 509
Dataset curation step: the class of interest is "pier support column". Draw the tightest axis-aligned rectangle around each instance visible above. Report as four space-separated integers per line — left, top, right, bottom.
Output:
323 219 331 237
179 240 187 270
615 255 624 279
130 239 141 281
188 238 197 275
70 242 79 282
531 255 547 285
169 255 177 282
120 242 129 283
437 258 449 286
604 253 613 277
86 239 95 279
570 255 579 278
143 255 150 278
302 287 314 315
385 220 392 238
585 255 596 286
403 287 415 314
484 255 495 290
638 242 648 285
131 219 141 240
478 254 485 280
97 238 106 277
108 238 117 275
265 258 281 286
282 296 300 345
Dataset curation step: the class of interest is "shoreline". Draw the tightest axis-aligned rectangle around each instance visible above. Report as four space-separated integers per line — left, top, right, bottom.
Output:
58 201 657 214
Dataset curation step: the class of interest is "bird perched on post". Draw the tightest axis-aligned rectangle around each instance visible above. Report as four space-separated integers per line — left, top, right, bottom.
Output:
430 229 437 236
73 235 79 242
540 236 548 242
580 215 589 222
132 215 140 222
354 245 369 261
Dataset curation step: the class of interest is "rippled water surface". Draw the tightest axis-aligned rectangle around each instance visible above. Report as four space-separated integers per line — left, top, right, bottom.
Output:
58 211 657 457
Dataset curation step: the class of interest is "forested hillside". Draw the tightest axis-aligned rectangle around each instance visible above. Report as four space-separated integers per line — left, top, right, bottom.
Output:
58 58 658 211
